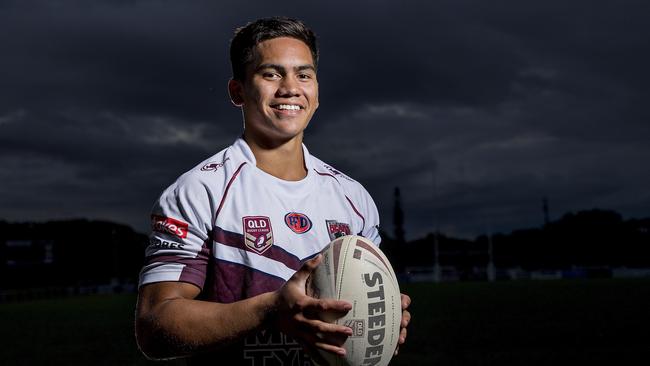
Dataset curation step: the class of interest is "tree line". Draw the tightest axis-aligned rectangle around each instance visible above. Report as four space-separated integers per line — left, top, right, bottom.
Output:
381 209 650 273
1 208 649 290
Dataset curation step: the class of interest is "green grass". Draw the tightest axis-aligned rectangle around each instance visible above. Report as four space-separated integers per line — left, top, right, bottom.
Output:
1 279 649 365
0 294 181 366
394 279 650 365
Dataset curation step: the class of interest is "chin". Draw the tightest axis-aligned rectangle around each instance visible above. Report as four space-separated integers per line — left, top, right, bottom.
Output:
272 122 308 137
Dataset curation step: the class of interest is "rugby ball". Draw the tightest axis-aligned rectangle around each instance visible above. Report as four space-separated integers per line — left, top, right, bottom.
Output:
309 235 401 366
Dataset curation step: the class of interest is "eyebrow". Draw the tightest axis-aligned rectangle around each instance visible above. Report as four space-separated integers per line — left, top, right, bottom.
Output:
256 63 316 74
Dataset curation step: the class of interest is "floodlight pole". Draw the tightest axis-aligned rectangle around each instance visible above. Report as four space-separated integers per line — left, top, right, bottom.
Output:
431 155 441 283
487 228 496 282
433 231 441 283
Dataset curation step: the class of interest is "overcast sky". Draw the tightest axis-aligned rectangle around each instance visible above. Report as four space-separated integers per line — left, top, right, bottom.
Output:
1 0 649 239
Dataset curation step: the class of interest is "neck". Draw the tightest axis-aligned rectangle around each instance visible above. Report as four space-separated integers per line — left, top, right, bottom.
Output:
243 132 307 181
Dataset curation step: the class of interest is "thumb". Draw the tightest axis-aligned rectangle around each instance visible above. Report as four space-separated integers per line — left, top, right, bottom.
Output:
294 253 322 281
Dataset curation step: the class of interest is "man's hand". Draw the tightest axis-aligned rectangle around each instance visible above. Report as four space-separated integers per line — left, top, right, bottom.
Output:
273 254 353 364
395 293 412 356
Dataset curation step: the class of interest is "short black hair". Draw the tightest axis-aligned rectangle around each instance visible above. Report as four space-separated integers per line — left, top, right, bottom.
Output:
230 17 319 81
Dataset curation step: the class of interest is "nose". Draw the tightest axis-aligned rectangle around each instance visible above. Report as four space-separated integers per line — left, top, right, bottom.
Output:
276 75 300 97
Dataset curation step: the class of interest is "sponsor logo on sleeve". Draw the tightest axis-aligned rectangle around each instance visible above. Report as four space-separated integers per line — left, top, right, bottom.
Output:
284 212 312 234
326 220 351 240
149 237 186 250
151 215 189 239
200 157 230 172
243 216 274 254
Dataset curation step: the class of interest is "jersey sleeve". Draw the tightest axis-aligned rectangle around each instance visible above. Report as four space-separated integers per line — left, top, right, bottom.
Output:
357 184 382 247
138 173 216 290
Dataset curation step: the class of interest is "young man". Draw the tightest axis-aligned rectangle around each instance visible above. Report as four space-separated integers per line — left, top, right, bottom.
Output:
136 17 410 365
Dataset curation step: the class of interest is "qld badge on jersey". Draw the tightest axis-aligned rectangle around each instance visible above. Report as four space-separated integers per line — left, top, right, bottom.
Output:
243 216 274 254
326 220 351 240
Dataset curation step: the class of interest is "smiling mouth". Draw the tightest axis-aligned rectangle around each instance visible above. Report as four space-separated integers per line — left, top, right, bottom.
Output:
271 104 303 111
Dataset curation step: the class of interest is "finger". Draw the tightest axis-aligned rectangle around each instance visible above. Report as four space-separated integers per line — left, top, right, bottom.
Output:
301 316 353 337
300 331 347 359
399 325 408 345
301 297 352 313
395 315 408 356
314 339 347 357
318 332 349 347
401 293 411 310
301 298 352 319
292 311 352 338
303 254 323 272
401 309 411 328
307 332 347 356
292 254 323 283
301 341 329 366
315 299 353 316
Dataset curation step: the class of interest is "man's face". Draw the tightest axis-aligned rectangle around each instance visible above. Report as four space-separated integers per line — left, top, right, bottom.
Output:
232 37 319 145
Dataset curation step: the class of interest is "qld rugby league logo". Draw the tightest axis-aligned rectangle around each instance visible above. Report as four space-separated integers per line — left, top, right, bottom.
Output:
326 220 351 240
284 212 312 234
243 216 274 254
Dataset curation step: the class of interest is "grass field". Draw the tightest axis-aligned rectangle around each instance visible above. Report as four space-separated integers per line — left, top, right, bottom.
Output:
1 279 649 365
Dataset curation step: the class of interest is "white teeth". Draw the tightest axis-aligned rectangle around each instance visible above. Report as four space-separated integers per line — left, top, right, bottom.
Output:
276 104 301 110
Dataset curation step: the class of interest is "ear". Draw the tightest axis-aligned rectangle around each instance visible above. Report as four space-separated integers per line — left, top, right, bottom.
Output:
228 79 244 106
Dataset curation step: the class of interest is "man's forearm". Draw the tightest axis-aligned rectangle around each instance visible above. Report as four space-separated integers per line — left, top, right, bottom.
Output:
136 290 279 360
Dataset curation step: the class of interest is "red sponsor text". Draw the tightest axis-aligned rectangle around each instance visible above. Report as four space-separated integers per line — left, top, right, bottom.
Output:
151 215 189 239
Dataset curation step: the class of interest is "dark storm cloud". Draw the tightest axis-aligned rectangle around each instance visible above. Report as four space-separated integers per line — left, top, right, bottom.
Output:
304 0 650 237
1 0 649 238
0 0 232 121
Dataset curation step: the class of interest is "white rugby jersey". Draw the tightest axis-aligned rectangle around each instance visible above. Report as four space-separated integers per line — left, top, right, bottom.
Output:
139 137 381 365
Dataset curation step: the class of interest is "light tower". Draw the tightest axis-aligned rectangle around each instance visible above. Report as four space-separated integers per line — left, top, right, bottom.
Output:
487 226 496 282
431 157 441 283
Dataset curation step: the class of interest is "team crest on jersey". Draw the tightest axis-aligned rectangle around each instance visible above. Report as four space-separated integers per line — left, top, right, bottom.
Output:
243 216 274 254
284 212 312 234
326 220 351 240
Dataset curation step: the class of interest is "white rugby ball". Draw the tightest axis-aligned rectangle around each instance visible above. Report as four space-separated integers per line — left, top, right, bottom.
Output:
310 235 401 366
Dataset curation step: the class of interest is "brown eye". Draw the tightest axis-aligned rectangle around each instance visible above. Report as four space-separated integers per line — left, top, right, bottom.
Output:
263 72 280 79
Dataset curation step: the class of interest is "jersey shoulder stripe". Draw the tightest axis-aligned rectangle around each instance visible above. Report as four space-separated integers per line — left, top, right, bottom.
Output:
309 155 381 246
310 157 373 211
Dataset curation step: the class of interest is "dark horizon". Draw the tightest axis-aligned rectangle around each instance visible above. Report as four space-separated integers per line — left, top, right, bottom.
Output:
2 1 649 240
